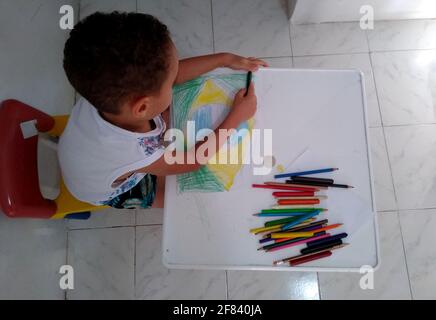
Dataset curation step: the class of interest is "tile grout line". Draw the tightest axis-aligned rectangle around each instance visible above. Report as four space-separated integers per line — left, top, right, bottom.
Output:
316 272 322 300
287 6 294 59
77 0 81 21
135 222 163 227
367 23 413 299
210 0 215 53
64 228 69 300
64 0 80 299
364 27 372 53
225 271 229 300
67 223 161 232
64 0 79 299
382 123 436 128
396 212 414 299
370 47 436 54
253 48 436 61
291 47 436 59
366 28 401 212
290 18 436 27
259 55 294 59
380 125 400 209
293 51 370 58
382 207 436 213
398 207 436 212
133 225 137 299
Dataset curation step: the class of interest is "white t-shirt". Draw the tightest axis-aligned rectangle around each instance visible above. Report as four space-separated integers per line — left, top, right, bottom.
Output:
58 98 166 205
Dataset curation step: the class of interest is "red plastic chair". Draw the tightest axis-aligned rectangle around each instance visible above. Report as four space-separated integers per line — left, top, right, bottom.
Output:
0 99 107 219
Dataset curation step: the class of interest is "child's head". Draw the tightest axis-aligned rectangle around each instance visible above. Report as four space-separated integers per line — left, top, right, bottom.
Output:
63 12 178 124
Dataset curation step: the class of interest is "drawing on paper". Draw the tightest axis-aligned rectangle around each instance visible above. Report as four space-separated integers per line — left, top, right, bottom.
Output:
171 73 254 192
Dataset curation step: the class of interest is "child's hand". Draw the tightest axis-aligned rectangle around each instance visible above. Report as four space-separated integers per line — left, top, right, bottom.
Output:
224 53 268 72
229 84 257 124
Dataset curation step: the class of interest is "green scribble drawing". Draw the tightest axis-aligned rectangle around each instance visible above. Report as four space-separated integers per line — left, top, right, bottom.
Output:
171 73 254 192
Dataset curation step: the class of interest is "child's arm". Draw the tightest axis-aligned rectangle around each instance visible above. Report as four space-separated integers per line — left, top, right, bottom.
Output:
175 53 268 84
138 84 257 176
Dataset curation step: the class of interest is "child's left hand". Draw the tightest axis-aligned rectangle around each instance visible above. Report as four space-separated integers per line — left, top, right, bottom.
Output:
224 53 268 72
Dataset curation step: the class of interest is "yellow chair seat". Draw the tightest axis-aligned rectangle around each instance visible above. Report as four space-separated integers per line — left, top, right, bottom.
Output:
51 180 109 219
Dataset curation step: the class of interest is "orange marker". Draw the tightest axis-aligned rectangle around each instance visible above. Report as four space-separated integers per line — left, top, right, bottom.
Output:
278 199 320 205
273 191 315 197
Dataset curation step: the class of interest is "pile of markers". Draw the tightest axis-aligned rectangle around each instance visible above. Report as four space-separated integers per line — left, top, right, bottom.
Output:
250 168 351 267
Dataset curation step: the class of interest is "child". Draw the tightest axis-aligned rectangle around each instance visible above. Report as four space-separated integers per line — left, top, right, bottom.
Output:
59 12 267 209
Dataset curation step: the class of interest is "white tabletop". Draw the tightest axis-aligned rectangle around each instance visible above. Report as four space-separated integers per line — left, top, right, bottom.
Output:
163 68 379 272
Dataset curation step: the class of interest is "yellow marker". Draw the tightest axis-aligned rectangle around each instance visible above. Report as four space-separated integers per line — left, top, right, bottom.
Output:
250 224 284 234
271 231 315 239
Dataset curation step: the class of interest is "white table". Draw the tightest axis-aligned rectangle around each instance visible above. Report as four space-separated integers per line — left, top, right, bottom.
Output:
163 68 379 272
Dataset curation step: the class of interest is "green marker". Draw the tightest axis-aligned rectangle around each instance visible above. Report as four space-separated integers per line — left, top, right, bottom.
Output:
244 71 252 96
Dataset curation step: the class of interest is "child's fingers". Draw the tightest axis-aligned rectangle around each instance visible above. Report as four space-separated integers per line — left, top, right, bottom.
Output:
248 57 269 66
259 59 269 67
252 59 269 67
248 62 264 71
246 81 255 96
246 60 268 71
235 88 246 99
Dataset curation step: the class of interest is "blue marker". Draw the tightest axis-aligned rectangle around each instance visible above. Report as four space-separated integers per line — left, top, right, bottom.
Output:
281 210 321 230
254 211 318 217
274 167 339 179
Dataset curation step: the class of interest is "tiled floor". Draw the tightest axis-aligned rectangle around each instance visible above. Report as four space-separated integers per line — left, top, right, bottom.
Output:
1 0 436 299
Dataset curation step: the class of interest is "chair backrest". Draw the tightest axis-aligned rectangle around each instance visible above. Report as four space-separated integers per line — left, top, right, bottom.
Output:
0 99 57 218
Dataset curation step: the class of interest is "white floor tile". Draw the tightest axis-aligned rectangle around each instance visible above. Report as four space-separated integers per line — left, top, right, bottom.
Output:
67 208 135 229
80 0 136 19
136 208 163 225
400 209 436 299
213 0 292 57
67 227 135 299
371 50 436 126
368 20 436 51
0 216 67 299
227 271 319 300
319 212 411 300
290 22 368 56
0 0 76 115
293 53 381 127
138 0 213 58
369 128 397 212
262 57 293 68
385 124 436 210
135 226 226 299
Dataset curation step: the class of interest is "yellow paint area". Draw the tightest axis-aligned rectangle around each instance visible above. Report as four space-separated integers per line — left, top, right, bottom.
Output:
188 78 254 191
191 79 233 112
276 164 285 173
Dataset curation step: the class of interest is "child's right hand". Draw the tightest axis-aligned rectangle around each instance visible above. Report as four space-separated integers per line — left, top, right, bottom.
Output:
230 84 257 124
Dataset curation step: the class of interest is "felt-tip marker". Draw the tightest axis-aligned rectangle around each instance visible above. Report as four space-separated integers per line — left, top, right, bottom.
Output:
244 71 252 96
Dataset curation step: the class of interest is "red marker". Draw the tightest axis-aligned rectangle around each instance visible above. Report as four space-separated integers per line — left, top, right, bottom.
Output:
273 191 315 197
252 184 318 192
289 251 332 266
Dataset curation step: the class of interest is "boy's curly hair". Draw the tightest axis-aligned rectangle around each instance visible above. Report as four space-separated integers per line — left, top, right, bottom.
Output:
63 12 171 114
